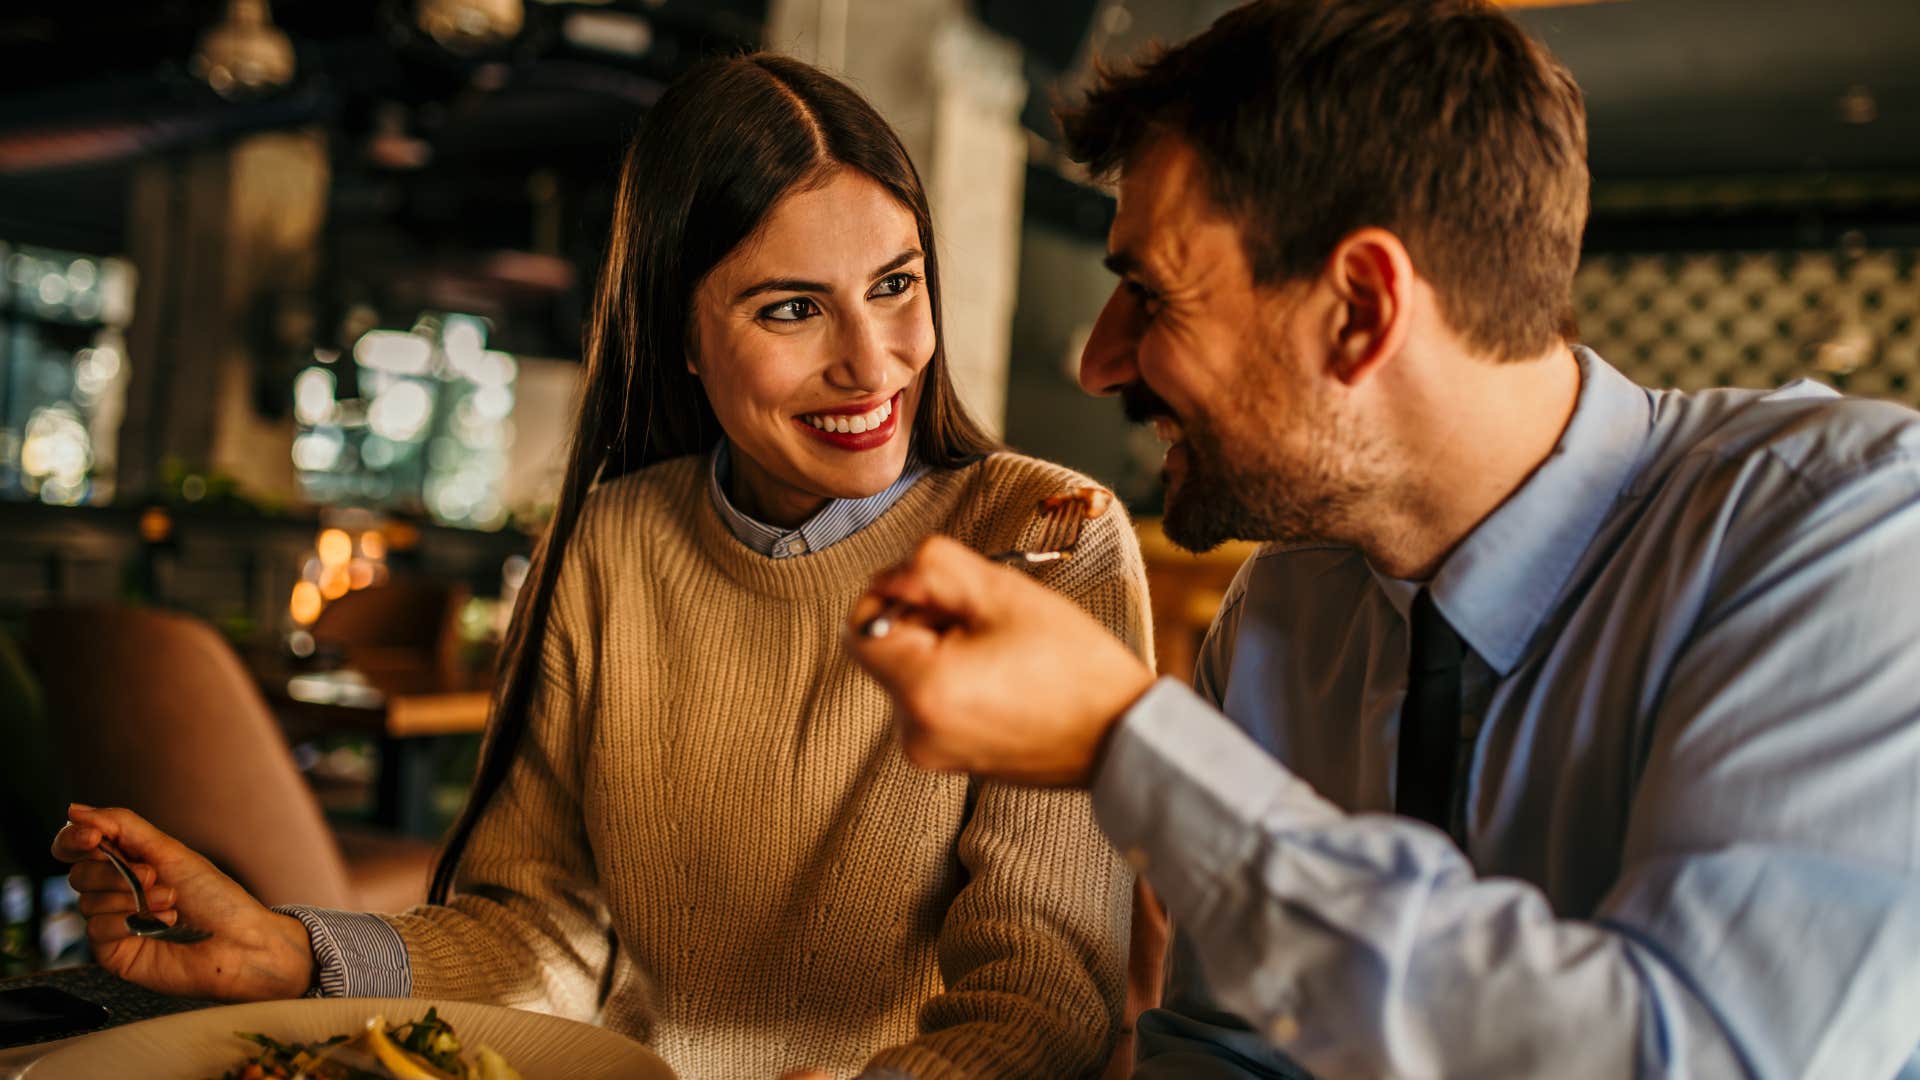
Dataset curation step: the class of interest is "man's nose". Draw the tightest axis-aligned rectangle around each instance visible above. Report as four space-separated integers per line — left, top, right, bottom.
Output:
1078 288 1138 396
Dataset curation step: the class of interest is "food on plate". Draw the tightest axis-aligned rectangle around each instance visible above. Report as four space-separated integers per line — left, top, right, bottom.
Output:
207 1008 523 1080
1038 485 1114 521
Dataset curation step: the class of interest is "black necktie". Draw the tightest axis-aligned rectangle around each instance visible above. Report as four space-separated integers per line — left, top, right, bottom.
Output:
1397 589 1464 831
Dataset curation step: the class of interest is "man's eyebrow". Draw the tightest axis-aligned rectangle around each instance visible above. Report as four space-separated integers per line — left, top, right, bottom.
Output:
731 248 925 304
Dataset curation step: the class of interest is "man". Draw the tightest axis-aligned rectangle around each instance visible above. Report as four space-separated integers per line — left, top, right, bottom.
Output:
846 1 1920 1077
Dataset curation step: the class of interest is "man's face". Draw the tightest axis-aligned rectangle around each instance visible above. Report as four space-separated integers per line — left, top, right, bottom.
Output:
1080 135 1380 552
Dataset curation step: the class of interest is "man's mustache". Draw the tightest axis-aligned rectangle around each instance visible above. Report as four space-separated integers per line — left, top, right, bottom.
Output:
1121 382 1175 425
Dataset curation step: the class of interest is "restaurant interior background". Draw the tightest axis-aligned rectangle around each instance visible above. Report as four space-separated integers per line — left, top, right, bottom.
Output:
0 0 1917 973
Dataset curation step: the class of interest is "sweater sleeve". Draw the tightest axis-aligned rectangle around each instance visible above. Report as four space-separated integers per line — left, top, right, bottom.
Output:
377 543 615 1020
865 499 1149 1079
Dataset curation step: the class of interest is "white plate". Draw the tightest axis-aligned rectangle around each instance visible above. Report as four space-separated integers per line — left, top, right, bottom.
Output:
21 997 675 1079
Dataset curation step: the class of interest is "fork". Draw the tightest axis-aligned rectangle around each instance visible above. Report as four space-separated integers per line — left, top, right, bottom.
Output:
97 839 213 944
860 496 1095 639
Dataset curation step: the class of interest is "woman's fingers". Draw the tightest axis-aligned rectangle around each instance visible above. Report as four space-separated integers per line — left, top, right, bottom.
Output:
50 820 102 864
85 912 138 945
68 858 157 894
76 885 174 918
76 891 138 918
64 804 184 867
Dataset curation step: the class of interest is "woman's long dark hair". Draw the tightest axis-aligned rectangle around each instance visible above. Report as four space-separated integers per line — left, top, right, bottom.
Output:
430 53 997 902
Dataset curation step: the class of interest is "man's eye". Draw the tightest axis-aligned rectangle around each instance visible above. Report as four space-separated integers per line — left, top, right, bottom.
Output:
870 271 920 299
1125 280 1162 314
761 297 819 322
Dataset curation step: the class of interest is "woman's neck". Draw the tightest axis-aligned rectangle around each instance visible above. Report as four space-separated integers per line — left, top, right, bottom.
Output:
726 446 830 528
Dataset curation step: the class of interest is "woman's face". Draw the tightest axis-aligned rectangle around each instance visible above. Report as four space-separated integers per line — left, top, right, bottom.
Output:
691 168 935 527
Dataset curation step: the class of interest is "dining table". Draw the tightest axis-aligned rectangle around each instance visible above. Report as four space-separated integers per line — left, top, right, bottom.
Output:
0 966 215 1077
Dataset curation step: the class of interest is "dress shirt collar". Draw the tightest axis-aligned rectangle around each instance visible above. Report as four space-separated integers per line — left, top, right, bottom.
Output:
707 439 928 559
1401 347 1652 675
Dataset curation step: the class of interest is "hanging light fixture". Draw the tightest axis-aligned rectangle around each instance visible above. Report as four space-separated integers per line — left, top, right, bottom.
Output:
191 0 297 98
416 0 526 53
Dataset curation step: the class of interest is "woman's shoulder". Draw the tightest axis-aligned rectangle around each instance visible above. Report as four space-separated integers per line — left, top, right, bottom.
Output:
953 451 1151 655
543 455 710 596
573 454 708 539
948 451 1140 559
963 450 1103 503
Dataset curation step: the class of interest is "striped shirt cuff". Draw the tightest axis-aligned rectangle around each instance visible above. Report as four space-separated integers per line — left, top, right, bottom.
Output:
274 905 413 999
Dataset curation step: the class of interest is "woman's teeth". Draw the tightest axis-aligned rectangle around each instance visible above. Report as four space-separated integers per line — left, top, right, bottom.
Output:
804 398 893 434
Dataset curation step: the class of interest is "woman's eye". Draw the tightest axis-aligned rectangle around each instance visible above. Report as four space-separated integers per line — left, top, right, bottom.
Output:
760 297 819 322
870 272 919 299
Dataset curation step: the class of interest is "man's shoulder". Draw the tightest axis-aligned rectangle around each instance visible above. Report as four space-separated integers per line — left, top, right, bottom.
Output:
1220 542 1373 619
1640 381 1920 503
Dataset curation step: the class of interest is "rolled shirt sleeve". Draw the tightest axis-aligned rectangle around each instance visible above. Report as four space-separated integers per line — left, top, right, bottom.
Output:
275 905 412 999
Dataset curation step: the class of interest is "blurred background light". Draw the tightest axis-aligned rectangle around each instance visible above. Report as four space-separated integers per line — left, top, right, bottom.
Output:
366 380 435 442
354 331 434 377
192 0 297 98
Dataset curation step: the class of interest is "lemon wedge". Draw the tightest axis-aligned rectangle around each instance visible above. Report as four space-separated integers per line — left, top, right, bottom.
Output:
473 1045 525 1080
363 1016 464 1080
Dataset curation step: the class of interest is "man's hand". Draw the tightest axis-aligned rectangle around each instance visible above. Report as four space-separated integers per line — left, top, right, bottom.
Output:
845 536 1156 787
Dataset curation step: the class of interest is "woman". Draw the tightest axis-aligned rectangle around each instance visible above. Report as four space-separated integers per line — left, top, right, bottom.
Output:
53 53 1151 1080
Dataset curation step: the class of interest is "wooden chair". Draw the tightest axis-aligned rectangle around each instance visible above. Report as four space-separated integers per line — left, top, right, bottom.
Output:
25 605 434 912
0 627 65 878
310 579 469 692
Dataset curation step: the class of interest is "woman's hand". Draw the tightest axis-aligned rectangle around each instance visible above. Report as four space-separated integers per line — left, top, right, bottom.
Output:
51 803 317 1002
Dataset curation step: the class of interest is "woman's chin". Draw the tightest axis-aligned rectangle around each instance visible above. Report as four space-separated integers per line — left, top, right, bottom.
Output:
796 449 910 501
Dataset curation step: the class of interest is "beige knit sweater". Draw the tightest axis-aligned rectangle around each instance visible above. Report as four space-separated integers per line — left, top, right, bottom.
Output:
383 452 1152 1079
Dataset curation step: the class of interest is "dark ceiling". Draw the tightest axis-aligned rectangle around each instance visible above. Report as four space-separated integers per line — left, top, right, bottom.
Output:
1 0 1917 352
1063 0 1920 180
0 1 764 354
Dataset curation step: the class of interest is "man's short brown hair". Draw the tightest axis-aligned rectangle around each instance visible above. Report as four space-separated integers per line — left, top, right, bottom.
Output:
1060 0 1589 360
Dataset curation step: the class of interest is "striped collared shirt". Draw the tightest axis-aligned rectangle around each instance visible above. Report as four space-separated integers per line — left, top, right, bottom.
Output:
708 439 929 558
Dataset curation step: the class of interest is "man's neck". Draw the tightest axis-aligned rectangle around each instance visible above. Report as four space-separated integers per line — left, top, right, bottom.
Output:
1359 343 1582 580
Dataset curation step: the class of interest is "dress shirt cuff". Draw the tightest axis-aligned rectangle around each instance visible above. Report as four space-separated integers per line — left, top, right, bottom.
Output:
274 905 413 999
1091 678 1340 924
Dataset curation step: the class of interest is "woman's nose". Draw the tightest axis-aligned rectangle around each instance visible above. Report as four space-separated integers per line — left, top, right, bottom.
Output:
827 311 893 395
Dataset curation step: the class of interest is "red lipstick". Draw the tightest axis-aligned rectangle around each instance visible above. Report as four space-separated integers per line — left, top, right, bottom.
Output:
794 392 901 452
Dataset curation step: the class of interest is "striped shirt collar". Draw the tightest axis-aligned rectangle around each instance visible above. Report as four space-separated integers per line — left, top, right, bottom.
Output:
707 440 930 559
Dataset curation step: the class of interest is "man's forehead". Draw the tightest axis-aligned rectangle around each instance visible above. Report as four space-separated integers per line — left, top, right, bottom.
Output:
1109 136 1236 271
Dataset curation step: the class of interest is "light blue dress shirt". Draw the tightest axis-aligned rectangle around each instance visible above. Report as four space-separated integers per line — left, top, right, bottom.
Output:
1098 347 1920 1079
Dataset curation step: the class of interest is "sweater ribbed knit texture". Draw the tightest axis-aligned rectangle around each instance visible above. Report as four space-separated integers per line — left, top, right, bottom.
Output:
383 451 1151 1079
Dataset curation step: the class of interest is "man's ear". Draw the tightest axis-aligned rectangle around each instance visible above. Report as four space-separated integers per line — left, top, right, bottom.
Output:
1324 227 1415 386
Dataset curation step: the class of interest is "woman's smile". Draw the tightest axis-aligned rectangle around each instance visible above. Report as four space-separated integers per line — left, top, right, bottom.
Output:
794 391 900 451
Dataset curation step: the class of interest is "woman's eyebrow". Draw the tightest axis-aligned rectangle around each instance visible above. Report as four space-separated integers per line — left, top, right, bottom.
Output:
734 276 829 303
731 248 925 304
869 248 923 279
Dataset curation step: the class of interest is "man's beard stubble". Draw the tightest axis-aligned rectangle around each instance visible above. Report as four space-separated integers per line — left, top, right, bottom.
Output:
1122 349 1379 555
